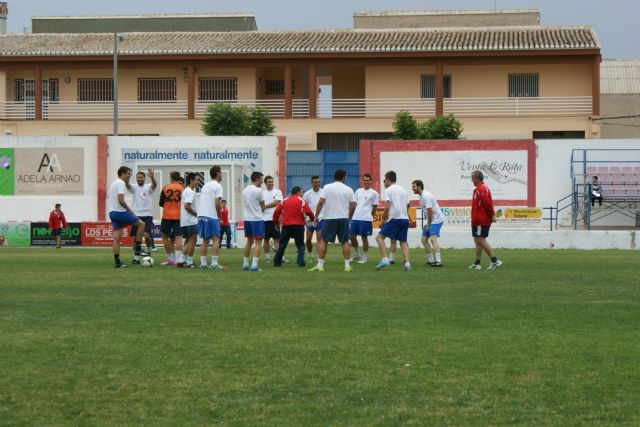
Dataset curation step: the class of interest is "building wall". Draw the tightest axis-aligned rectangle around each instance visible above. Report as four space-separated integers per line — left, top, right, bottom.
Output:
354 11 540 29
365 64 592 99
601 94 640 138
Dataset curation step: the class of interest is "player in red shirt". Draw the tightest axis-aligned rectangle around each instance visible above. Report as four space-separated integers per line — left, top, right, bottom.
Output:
272 186 314 267
219 199 232 249
469 170 502 270
48 203 68 249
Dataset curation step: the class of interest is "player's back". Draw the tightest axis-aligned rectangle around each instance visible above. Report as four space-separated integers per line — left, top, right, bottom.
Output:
161 182 183 220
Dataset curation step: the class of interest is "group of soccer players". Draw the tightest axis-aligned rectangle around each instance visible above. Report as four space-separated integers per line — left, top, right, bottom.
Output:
107 164 501 271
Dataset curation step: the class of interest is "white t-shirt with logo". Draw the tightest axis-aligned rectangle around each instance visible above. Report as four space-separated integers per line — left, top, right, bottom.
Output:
180 187 198 227
108 179 127 213
130 183 155 217
352 188 380 222
303 188 325 222
420 190 444 225
384 184 409 220
320 181 356 220
262 188 283 221
199 180 223 219
243 184 264 221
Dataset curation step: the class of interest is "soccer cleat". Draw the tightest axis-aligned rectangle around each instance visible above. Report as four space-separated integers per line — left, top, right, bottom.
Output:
199 264 209 269
160 259 175 266
344 266 353 272
468 263 482 270
375 260 391 270
250 266 262 272
389 260 395 265
431 262 444 268
135 250 150 257
282 256 291 264
487 260 503 270
175 262 185 268
356 258 367 264
114 263 128 269
131 259 141 265
349 255 361 262
183 263 195 269
404 264 412 271
308 265 324 272
209 264 224 270
242 265 249 271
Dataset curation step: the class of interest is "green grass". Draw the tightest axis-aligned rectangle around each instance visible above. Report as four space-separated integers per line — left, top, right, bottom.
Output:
1 247 639 425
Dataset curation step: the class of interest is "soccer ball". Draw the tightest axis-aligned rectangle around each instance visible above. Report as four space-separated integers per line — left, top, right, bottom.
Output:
141 256 154 267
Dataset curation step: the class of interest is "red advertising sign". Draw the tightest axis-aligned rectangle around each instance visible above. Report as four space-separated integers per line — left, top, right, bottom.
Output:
81 222 133 247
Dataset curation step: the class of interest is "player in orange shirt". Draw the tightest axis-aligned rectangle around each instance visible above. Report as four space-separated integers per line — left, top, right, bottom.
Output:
159 171 184 266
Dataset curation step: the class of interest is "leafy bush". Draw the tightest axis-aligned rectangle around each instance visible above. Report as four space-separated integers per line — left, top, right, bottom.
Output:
393 111 463 140
202 103 275 136
392 110 418 140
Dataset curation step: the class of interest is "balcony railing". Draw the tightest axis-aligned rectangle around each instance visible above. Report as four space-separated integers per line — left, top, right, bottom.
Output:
0 96 592 121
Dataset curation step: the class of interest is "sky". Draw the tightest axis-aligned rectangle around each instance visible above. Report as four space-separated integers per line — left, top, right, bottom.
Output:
6 0 638 59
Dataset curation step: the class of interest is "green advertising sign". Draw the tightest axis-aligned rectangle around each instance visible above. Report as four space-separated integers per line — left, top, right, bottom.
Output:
0 148 14 195
0 222 30 247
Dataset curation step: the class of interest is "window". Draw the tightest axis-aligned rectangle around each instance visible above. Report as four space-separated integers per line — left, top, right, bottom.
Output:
47 79 59 103
264 80 295 95
509 74 539 98
198 77 237 101
420 75 451 99
13 79 59 103
77 78 114 103
183 171 206 193
137 78 176 102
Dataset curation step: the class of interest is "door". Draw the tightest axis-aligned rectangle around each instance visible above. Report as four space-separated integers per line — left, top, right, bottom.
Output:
318 76 333 119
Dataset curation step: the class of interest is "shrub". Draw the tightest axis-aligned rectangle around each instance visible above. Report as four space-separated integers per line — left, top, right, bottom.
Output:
201 103 275 136
392 110 419 140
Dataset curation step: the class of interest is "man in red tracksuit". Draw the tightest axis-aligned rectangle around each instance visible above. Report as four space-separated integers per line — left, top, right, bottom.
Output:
469 171 502 270
48 203 68 249
272 186 314 267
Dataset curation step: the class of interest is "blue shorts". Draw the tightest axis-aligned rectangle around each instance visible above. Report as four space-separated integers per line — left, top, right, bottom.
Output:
198 216 220 239
109 211 139 230
321 218 350 244
245 220 264 239
131 216 153 235
306 220 324 231
379 218 410 243
422 222 443 238
349 219 373 237
181 224 198 238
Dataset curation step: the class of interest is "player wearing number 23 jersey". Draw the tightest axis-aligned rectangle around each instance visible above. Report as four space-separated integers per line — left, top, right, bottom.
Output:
160 180 184 237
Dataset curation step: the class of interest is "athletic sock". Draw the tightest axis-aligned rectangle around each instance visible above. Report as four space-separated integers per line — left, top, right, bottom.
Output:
363 251 368 259
243 257 249 267
200 256 207 266
389 252 395 262
134 255 140 261
135 242 142 253
427 254 435 263
404 261 410 268
176 250 183 263
382 257 389 263
345 260 350 268
168 254 175 262
114 254 121 265
490 256 498 263
475 259 481 265
211 256 219 266
435 253 441 263
354 248 360 257
317 259 325 268
252 257 259 268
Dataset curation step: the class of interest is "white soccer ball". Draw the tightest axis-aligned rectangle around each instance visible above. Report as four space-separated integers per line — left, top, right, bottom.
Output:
141 256 154 267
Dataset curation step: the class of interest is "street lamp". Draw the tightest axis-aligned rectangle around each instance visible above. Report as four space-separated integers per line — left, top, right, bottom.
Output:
113 33 124 136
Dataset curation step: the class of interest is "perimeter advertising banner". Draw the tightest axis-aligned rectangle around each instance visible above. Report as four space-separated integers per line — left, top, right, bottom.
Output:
30 222 82 246
0 147 84 195
438 207 545 228
0 222 31 247
373 207 417 228
81 222 133 247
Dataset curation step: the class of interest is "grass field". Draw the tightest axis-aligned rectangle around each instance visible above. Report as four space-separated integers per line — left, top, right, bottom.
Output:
1 247 639 425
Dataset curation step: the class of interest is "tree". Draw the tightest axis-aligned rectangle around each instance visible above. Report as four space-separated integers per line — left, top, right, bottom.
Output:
418 114 463 140
201 103 275 136
392 110 418 140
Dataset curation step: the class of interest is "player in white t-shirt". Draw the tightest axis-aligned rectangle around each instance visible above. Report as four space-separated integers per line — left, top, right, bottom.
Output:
128 169 157 257
412 180 445 267
349 173 379 264
375 170 411 271
179 173 199 268
107 166 149 268
198 166 224 270
242 171 266 272
261 175 284 263
303 176 324 262
309 169 356 272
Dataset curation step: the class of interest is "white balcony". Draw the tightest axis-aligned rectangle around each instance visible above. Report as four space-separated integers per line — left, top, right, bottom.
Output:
0 96 593 121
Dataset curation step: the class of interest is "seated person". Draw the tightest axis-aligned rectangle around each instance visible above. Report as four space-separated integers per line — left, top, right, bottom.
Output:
591 175 603 207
